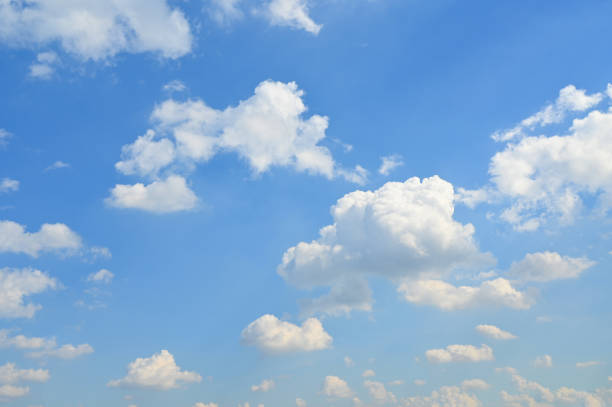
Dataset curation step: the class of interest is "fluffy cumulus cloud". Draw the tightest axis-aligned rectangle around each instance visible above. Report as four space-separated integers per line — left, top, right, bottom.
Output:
508 251 595 283
278 176 502 315
0 363 49 384
459 84 612 230
106 175 198 213
108 350 201 390
475 324 517 340
0 268 58 319
241 314 332 354
111 81 365 212
263 0 322 34
364 380 397 404
425 344 494 363
402 385 482 407
0 0 192 60
251 379 275 392
0 178 18 193
322 376 353 398
0 220 82 257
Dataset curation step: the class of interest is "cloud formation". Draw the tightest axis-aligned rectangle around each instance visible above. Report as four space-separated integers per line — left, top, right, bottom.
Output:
322 376 352 398
508 251 595 283
263 0 322 34
0 268 58 319
475 324 517 340
402 385 482 407
0 220 82 257
425 344 494 363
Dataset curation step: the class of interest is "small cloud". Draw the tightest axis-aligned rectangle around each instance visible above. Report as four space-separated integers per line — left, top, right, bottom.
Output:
0 129 12 147
475 324 517 340
344 356 354 367
0 178 19 194
89 246 112 260
414 379 426 386
251 379 275 392
378 154 404 176
45 161 70 172
87 269 114 284
536 316 552 323
163 80 187 93
576 361 603 368
362 369 375 378
533 355 553 368
388 380 403 386
29 52 60 80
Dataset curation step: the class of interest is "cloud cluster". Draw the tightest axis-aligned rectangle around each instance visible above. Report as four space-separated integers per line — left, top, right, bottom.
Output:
402 385 482 407
0 268 58 319
108 350 201 390
0 0 192 60
241 314 332 354
0 220 82 257
0 362 49 400
425 344 494 363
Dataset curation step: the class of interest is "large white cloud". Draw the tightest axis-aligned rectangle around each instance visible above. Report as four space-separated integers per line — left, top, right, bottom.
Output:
241 314 332 354
401 385 482 407
0 268 58 319
0 0 192 60
106 175 198 213
0 220 82 257
508 251 595 283
263 0 322 34
108 350 201 390
321 376 353 398
459 84 612 230
278 176 498 315
425 344 494 363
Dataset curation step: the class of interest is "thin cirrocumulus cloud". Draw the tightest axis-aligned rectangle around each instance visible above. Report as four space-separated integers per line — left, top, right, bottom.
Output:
378 154 404 176
0 0 192 60
402 385 481 407
425 344 494 363
0 268 59 319
278 176 505 317
0 220 82 257
263 0 322 35
0 178 19 193
163 80 187 93
241 314 332 354
457 83 612 231
321 376 353 399
108 350 202 390
475 324 517 340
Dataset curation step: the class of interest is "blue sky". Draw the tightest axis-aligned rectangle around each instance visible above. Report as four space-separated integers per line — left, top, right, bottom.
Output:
1 0 612 406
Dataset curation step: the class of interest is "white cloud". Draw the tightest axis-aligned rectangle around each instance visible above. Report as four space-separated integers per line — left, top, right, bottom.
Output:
0 178 18 193
0 384 29 398
251 379 275 392
0 268 58 319
425 344 494 363
45 160 70 171
508 251 595 283
87 269 114 284
0 363 49 384
0 220 82 257
362 369 375 378
0 0 192 60
108 350 201 390
208 0 243 24
115 130 176 177
28 343 94 360
399 278 533 311
279 176 495 316
241 314 332 354
163 80 187 93
344 356 355 367
0 330 56 350
322 376 353 398
576 361 603 368
106 175 198 214
194 403 219 407
378 154 404 176
263 0 322 34
0 129 11 148
475 324 517 340
402 385 482 407
29 51 59 79
364 380 396 404
533 355 552 368
296 398 307 407
461 379 489 391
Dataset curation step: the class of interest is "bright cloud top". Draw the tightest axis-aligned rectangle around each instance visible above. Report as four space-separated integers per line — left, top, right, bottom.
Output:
475 324 517 340
0 268 58 319
108 350 202 390
0 220 82 257
263 0 322 34
508 251 595 283
251 379 275 392
0 0 192 60
425 344 494 363
279 176 499 315
322 376 353 398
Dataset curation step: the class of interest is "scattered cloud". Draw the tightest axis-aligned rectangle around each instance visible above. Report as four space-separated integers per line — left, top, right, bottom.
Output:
251 379 275 392
402 385 481 407
44 161 70 171
194 403 219 407
108 350 202 390
0 363 49 385
0 330 92 359
29 51 59 79
322 376 353 398
0 220 82 257
87 269 114 284
0 129 11 147
413 379 426 386
461 379 490 391
475 324 517 340
533 355 553 368
508 251 595 283
28 343 94 360
296 398 307 407
364 380 397 404
262 0 322 34
0 178 18 193
241 314 332 354
344 356 355 367
425 344 494 363
208 0 243 24
0 0 192 60
362 369 375 378
0 268 58 319
576 361 603 368
163 80 187 93
378 154 404 176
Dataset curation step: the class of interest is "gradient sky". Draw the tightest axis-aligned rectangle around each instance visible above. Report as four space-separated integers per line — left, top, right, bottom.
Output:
1 1 612 406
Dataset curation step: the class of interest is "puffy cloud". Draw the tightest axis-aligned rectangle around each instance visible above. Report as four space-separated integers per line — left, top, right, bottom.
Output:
241 314 332 354
0 384 29 398
296 398 307 407
533 355 553 368
401 385 482 407
108 350 201 390
0 330 92 359
475 324 517 340
0 220 82 257
576 361 603 368
251 379 275 392
508 252 595 283
115 130 176 177
461 379 489 391
364 380 397 404
378 154 404 176
263 0 322 34
425 344 494 363
0 330 56 350
322 376 353 398
399 278 533 311
279 176 495 315
389 380 404 386
28 343 94 360
362 369 375 378
106 175 198 214
29 51 59 79
0 363 49 384
87 269 114 284
0 0 192 60
0 268 58 319
0 178 18 193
